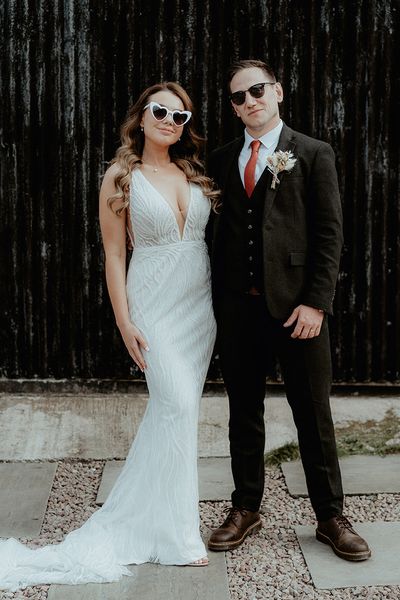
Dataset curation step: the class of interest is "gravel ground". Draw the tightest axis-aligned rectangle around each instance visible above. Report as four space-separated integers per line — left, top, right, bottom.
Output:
2 460 400 600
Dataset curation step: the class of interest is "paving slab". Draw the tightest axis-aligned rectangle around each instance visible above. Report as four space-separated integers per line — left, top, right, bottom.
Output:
296 522 400 589
198 457 233 500
282 455 400 496
48 541 229 600
96 457 234 505
0 462 57 538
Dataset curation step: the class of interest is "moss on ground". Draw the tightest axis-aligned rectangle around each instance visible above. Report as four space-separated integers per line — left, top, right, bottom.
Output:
265 409 400 466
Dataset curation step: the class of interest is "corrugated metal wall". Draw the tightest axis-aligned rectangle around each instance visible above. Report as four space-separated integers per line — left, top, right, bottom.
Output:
1 0 399 382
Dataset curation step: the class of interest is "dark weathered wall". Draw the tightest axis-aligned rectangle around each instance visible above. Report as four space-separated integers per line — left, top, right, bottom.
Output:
1 0 399 381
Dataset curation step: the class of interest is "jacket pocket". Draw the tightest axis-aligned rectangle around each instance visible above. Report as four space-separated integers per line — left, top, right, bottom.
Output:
289 252 306 266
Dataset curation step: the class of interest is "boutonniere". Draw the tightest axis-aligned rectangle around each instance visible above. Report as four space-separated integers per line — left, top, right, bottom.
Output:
266 150 297 189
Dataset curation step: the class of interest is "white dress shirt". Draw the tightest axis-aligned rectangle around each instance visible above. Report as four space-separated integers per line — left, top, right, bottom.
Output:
238 119 284 187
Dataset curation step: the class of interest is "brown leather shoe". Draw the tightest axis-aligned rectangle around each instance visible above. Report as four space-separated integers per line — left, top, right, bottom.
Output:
208 506 262 551
316 515 371 561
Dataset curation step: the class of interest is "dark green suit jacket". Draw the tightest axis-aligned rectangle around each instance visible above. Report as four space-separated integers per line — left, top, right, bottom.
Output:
207 123 343 319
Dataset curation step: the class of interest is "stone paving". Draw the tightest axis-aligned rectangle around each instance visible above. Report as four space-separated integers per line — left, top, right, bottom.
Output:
96 457 233 505
0 462 56 538
296 522 400 588
47 547 229 600
282 455 400 496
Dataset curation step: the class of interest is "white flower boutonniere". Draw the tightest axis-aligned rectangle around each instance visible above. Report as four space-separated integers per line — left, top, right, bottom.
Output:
266 150 297 189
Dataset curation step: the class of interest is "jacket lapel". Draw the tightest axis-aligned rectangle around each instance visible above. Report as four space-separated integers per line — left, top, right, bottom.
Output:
211 136 243 242
263 123 296 222
219 136 244 195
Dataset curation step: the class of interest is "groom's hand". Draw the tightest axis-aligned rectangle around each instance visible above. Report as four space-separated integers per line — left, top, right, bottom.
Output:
283 305 324 339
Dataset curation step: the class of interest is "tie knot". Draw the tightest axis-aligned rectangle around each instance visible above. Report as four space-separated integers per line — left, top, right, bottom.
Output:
250 140 261 153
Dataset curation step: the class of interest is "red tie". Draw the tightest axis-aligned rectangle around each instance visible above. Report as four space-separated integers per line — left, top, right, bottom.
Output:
244 139 261 197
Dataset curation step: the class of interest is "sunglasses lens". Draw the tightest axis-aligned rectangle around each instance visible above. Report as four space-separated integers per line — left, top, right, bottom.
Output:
173 112 187 126
152 106 167 121
230 91 246 105
152 106 168 121
249 84 266 98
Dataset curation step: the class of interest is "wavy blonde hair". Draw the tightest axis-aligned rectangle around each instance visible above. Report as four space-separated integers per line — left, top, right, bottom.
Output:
107 82 220 215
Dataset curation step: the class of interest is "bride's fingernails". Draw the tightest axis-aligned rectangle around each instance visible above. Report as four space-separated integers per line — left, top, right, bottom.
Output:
145 346 150 351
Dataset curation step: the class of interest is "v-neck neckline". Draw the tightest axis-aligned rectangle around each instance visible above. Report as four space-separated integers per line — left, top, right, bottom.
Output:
136 168 192 241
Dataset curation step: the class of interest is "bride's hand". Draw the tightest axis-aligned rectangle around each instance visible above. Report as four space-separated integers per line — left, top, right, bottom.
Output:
118 322 149 371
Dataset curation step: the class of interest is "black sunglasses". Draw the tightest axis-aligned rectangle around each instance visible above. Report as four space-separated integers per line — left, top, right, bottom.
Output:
143 101 192 127
229 81 276 106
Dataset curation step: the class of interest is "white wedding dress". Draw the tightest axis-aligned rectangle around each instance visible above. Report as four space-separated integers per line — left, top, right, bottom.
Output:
0 168 216 591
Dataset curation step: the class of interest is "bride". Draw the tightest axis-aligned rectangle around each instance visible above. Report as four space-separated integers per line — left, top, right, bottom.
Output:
0 82 218 590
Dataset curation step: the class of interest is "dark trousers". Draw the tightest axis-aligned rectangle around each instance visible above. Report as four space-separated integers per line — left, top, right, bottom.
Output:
216 289 344 521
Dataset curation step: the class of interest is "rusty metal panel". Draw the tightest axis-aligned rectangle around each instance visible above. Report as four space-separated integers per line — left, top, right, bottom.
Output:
1 0 399 381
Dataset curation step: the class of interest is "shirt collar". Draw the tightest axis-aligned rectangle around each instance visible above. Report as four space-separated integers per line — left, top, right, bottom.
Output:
244 119 283 150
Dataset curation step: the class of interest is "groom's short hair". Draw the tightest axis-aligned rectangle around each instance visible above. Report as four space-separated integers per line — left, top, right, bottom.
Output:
227 59 276 90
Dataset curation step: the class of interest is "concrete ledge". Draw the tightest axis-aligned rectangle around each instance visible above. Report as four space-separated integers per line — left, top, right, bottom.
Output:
1 394 399 461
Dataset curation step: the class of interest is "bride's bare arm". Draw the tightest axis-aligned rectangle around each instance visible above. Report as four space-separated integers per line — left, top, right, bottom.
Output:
99 165 149 371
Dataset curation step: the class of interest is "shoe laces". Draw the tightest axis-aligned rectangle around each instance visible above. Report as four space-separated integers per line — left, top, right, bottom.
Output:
223 506 248 525
334 515 355 532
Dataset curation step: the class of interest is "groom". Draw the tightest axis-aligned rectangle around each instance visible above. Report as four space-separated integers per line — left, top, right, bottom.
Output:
207 59 370 561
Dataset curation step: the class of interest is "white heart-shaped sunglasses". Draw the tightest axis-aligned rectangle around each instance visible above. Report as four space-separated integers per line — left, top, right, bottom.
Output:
143 101 192 127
